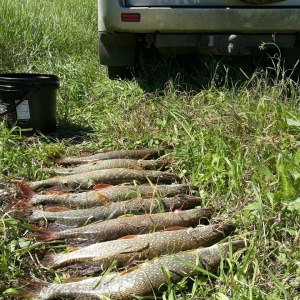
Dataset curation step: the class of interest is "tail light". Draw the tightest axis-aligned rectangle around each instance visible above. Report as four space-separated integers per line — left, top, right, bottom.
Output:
121 13 141 22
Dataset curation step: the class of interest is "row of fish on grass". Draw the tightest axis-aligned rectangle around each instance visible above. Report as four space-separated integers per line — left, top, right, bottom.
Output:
11 148 246 299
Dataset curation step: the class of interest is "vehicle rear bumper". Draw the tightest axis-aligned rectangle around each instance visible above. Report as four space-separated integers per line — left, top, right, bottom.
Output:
99 5 300 34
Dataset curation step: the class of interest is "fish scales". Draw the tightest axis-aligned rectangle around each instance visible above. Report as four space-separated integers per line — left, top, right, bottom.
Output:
24 168 179 191
55 149 165 165
23 241 245 299
93 241 245 300
49 159 166 176
26 195 201 227
32 208 214 244
42 224 235 272
24 184 196 208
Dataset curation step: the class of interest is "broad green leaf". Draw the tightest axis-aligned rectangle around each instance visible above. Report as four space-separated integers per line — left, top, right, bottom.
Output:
214 293 230 300
287 118 300 127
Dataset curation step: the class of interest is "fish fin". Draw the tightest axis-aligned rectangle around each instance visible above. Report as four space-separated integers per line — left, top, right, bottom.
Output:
182 249 199 253
13 180 35 199
93 183 113 190
30 225 57 242
84 159 100 163
55 166 68 170
162 226 189 231
66 245 81 252
141 154 151 160
122 255 137 268
176 200 187 211
119 265 141 275
68 238 89 246
9 197 35 210
95 193 112 205
17 279 49 299
119 243 149 254
156 158 169 171
92 252 120 263
48 189 69 195
132 165 143 170
48 155 63 163
75 265 104 276
117 214 133 218
61 276 87 283
103 149 113 152
45 206 71 212
118 235 138 240
92 242 146 263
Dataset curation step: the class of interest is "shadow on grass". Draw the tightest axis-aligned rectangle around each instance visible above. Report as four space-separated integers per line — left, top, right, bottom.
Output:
135 48 267 93
135 48 300 93
46 120 95 143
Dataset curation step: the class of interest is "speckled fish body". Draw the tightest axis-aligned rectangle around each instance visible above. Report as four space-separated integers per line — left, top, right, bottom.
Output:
26 195 201 228
33 208 214 244
27 184 196 208
22 274 118 300
49 159 166 176
24 168 179 191
24 241 245 300
42 224 236 273
55 149 165 165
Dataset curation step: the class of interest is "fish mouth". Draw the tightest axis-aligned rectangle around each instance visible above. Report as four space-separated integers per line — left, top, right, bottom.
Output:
159 172 180 182
213 223 236 237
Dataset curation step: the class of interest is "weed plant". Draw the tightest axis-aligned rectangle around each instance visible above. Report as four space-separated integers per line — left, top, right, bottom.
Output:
0 0 300 299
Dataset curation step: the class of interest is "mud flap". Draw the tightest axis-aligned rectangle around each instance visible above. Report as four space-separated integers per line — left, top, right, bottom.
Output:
98 32 136 67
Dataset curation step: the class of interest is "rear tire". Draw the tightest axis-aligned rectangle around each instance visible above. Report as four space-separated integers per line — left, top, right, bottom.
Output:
106 66 135 80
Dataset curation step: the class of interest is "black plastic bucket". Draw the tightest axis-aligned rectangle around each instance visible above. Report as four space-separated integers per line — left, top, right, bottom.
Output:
0 73 59 134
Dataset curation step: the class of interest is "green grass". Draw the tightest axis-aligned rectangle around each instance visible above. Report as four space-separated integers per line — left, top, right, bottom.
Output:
1 0 300 299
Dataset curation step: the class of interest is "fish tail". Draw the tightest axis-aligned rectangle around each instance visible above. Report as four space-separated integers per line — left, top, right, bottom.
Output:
22 281 50 299
13 180 36 200
48 155 64 163
13 205 36 219
30 224 57 242
45 206 71 212
41 251 56 267
18 279 49 299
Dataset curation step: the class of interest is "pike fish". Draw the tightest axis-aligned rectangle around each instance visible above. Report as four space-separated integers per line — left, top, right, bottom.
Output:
16 168 179 191
32 208 214 244
42 223 235 273
47 159 166 176
24 195 201 228
21 241 245 300
18 183 197 209
53 148 165 165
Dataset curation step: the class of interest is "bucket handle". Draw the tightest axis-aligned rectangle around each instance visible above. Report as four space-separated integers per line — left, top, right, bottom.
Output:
0 83 40 117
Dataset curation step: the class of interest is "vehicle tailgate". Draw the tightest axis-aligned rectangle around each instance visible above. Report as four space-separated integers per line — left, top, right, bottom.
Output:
125 0 298 7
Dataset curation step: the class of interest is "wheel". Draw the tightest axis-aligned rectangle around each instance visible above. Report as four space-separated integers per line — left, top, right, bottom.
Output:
106 66 135 80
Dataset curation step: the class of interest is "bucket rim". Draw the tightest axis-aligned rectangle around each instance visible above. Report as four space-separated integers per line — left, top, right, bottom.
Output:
0 73 59 90
0 73 59 81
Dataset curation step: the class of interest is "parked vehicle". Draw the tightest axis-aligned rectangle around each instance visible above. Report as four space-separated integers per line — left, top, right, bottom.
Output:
98 0 300 79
